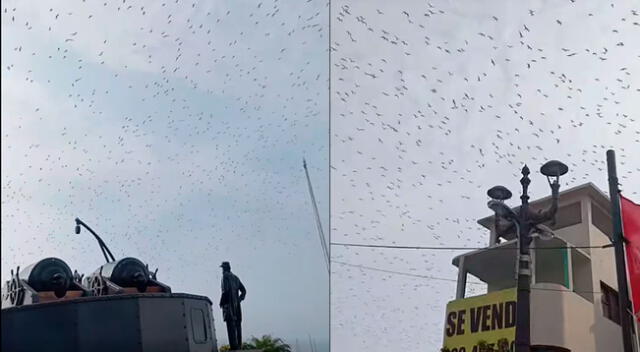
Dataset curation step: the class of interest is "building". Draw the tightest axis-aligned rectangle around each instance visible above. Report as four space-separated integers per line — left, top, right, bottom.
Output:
449 182 635 352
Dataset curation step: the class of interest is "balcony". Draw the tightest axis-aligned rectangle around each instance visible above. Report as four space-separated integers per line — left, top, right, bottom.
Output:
448 237 598 351
452 237 593 302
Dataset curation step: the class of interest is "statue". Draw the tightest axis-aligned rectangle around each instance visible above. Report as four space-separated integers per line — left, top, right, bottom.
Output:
219 261 246 350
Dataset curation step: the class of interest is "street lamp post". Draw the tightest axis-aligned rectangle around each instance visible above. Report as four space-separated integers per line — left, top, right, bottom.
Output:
75 218 116 263
487 161 568 352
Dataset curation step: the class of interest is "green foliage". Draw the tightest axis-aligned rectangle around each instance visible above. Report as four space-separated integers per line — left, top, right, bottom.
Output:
242 335 292 352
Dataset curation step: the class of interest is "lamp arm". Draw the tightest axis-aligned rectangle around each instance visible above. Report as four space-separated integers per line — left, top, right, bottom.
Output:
76 218 116 263
530 181 560 225
495 218 516 237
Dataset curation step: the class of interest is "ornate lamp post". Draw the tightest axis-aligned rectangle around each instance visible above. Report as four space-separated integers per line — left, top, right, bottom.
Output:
486 160 568 352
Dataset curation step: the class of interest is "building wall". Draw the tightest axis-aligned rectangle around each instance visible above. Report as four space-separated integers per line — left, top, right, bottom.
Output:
462 186 628 351
532 193 624 352
551 195 591 253
528 192 624 351
531 284 596 351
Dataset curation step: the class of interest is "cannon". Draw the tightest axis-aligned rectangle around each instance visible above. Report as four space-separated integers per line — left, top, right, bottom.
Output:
1 218 218 352
75 218 170 296
83 257 171 296
1 258 90 309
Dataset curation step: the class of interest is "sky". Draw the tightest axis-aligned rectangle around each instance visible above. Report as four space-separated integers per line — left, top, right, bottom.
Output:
330 0 639 351
1 0 328 350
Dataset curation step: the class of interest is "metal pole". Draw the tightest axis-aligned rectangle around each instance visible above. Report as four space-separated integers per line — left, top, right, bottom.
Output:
455 256 467 299
607 149 634 352
308 334 315 352
303 159 330 274
515 165 532 352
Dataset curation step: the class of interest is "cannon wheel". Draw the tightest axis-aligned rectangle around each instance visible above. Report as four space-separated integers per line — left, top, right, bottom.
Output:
8 277 18 304
88 276 106 296
8 277 24 306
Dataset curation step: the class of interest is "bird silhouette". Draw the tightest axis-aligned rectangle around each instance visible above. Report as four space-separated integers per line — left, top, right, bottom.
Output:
330 0 639 350
1 1 329 350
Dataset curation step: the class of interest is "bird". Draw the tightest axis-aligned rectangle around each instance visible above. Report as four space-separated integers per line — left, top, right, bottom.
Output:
1 0 331 349
329 0 639 350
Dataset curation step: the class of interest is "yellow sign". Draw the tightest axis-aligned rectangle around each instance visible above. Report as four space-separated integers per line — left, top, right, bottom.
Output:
442 288 516 352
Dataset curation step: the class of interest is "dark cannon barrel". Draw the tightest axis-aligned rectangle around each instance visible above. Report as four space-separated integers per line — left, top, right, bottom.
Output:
19 258 73 298
99 257 150 292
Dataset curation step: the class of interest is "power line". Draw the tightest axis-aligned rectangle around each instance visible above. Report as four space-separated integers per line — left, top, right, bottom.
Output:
333 260 604 295
331 242 611 251
332 260 484 285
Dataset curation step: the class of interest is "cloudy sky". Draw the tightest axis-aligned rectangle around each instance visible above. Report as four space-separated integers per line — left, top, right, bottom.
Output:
331 0 639 351
1 0 328 350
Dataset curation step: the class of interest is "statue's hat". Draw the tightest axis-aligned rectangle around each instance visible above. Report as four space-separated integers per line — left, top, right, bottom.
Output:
220 261 231 269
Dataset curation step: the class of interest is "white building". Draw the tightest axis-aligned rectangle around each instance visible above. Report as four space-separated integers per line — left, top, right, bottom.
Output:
452 182 634 352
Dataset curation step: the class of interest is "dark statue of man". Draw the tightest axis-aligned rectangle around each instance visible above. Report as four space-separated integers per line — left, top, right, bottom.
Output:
219 261 246 350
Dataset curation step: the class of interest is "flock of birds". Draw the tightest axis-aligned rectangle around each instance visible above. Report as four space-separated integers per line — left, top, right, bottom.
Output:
331 0 639 351
2 0 640 351
1 0 328 350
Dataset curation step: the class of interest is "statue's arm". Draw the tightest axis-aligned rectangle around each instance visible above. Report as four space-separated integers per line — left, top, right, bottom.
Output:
239 280 246 301
219 291 228 307
220 275 230 307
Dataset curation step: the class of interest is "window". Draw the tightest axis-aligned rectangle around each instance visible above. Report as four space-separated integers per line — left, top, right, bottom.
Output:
592 202 613 238
571 250 593 302
534 238 570 288
547 202 582 230
601 281 621 324
191 308 208 343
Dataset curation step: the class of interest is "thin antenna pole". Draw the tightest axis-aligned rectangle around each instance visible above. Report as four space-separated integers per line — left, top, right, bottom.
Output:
308 334 315 352
303 158 330 273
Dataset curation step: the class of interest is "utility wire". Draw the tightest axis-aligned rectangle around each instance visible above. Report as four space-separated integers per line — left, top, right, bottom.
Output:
331 242 611 251
333 260 604 295
332 260 484 284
